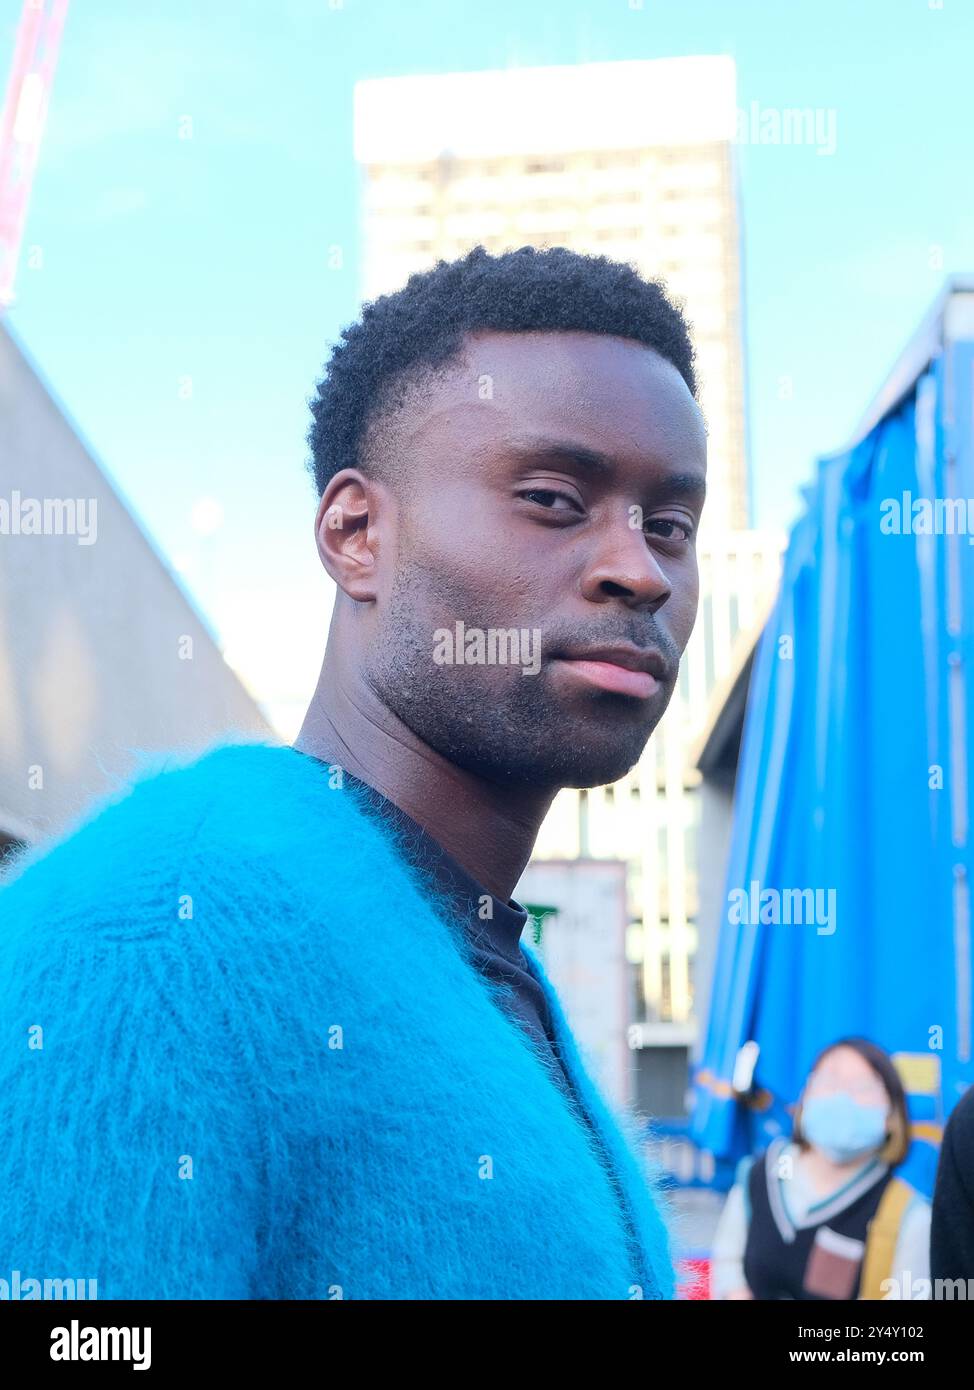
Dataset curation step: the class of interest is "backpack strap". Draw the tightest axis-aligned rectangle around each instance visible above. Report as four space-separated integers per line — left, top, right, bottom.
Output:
858 1176 915 1300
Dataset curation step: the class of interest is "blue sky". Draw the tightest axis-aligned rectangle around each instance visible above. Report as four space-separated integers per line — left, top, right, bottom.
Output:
3 0 972 732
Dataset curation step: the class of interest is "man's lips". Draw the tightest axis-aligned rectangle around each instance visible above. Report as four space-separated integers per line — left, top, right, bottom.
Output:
549 646 667 700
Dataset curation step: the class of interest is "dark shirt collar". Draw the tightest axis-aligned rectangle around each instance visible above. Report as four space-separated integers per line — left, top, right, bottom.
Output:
337 768 530 964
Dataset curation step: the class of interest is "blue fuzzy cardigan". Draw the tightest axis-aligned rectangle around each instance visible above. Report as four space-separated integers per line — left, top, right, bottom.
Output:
0 743 676 1300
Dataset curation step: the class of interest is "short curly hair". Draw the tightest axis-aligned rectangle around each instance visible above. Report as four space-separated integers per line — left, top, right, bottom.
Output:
305 243 697 496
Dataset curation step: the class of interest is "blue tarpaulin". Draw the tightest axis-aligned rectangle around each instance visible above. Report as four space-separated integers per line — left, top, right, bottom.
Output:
692 327 974 1200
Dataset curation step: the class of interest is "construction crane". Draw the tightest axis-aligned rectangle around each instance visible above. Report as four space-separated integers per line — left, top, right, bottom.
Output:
0 0 70 311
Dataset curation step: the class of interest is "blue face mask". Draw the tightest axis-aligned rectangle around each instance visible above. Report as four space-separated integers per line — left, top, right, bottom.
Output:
801 1092 889 1164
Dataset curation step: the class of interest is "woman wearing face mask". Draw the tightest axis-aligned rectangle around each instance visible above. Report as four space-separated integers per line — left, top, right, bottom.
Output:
710 1037 931 1299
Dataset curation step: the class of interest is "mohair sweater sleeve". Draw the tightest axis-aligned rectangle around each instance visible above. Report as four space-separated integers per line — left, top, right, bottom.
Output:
0 758 269 1299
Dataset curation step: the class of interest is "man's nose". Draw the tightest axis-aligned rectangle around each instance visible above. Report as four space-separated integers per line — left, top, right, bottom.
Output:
578 517 672 610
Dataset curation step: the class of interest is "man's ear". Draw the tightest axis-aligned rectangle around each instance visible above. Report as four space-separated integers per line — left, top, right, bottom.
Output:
313 469 386 601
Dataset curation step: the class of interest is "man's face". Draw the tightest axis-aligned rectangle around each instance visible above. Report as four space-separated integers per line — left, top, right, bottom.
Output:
364 329 707 790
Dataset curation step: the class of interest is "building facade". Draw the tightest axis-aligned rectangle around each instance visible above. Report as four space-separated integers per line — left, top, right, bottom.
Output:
0 322 271 853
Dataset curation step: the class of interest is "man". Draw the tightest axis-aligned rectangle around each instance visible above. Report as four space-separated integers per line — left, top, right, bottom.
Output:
0 245 706 1299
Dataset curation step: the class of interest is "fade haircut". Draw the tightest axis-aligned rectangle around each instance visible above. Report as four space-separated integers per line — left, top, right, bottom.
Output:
306 243 697 496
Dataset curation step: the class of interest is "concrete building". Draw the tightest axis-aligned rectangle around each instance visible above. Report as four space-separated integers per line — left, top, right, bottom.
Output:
0 322 271 855
355 55 749 536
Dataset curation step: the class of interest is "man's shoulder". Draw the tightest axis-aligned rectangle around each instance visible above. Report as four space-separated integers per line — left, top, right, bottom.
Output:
1 740 425 956
5 742 280 879
10 740 347 862
0 742 375 946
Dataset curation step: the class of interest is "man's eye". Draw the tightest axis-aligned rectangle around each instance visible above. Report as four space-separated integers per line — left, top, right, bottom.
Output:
518 489 580 511
644 517 694 543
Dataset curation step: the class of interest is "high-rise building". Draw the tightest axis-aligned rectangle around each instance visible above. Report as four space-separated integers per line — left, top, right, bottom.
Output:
355 55 749 534
353 57 781 1115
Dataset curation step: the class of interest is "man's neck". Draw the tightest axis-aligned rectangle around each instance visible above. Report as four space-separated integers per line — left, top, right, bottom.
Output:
294 664 556 903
